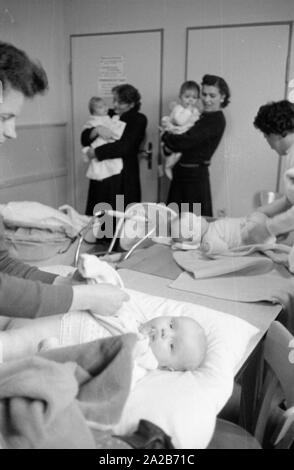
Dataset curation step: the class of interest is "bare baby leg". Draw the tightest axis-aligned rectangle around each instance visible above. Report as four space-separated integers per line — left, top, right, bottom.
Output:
0 314 64 362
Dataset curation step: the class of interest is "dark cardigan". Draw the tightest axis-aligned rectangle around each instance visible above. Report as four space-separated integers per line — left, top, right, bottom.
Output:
81 108 147 210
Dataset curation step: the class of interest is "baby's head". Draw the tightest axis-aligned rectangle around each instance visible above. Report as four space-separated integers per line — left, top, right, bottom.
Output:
140 315 207 371
170 212 209 245
179 80 200 109
88 96 108 116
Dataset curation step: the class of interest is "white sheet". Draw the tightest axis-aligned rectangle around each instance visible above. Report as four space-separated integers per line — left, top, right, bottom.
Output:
41 265 259 449
113 289 258 449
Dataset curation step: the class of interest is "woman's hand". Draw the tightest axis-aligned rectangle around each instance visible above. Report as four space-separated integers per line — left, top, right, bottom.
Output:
52 275 73 286
71 283 129 316
161 142 173 156
52 270 87 286
86 147 96 160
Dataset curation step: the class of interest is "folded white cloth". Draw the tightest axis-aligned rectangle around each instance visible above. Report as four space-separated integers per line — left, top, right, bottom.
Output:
173 250 273 279
78 254 124 287
0 202 90 239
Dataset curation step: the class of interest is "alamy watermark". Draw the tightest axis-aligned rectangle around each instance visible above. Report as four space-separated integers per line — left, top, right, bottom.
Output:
90 195 202 240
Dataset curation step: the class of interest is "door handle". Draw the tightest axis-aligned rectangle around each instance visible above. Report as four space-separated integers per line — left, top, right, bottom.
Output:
139 142 153 170
146 142 153 170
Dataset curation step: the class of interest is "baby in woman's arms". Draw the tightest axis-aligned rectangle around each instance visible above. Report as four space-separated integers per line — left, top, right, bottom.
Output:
161 80 201 180
170 211 276 255
82 96 126 181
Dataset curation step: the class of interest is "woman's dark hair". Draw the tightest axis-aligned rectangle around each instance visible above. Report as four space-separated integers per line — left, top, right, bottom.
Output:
179 80 200 97
201 74 231 108
112 83 141 111
254 100 294 137
0 42 48 98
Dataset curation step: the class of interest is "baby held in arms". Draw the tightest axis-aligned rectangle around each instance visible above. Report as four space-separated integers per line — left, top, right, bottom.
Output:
170 211 276 255
82 96 126 181
161 80 201 180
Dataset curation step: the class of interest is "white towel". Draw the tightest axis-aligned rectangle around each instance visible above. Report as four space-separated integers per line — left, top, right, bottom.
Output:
78 253 124 287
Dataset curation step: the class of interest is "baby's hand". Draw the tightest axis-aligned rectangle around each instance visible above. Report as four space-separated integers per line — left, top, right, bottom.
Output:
161 116 170 126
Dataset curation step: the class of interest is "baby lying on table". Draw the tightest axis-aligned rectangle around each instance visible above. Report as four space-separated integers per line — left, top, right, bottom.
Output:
0 300 207 379
170 211 276 255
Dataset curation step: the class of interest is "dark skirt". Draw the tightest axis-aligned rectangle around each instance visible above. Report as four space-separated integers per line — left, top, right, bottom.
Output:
85 170 141 216
85 173 123 216
167 163 212 217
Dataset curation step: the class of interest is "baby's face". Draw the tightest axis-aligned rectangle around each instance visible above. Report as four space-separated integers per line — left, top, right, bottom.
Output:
93 101 108 116
180 89 199 108
140 315 207 371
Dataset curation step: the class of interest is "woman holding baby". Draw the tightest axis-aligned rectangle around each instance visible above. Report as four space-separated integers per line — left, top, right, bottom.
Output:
81 84 147 215
162 74 231 216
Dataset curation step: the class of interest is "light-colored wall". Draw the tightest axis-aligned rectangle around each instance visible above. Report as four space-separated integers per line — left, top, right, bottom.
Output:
0 0 69 208
64 0 294 112
1 0 294 212
64 0 294 214
0 0 67 124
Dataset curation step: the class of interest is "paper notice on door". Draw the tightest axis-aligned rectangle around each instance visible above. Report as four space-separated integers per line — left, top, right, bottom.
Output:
98 56 127 97
98 78 127 98
99 56 125 78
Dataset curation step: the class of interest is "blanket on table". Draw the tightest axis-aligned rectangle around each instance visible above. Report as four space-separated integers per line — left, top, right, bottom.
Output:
171 254 294 334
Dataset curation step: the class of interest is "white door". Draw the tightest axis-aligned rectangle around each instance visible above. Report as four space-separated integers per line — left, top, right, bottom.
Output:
186 23 292 217
71 30 163 213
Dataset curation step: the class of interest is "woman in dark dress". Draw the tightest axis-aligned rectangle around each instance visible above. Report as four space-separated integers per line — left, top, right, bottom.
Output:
81 84 147 215
162 74 231 216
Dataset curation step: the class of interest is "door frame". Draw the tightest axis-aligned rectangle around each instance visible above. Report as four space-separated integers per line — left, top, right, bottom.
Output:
69 29 164 207
185 21 293 193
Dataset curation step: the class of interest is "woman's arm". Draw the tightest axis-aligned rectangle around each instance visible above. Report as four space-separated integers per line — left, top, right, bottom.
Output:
81 109 117 147
94 114 147 161
0 272 73 318
0 218 57 284
0 274 128 319
257 195 291 217
244 204 294 243
266 205 294 236
81 128 95 147
81 126 106 146
0 217 72 318
162 113 225 152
